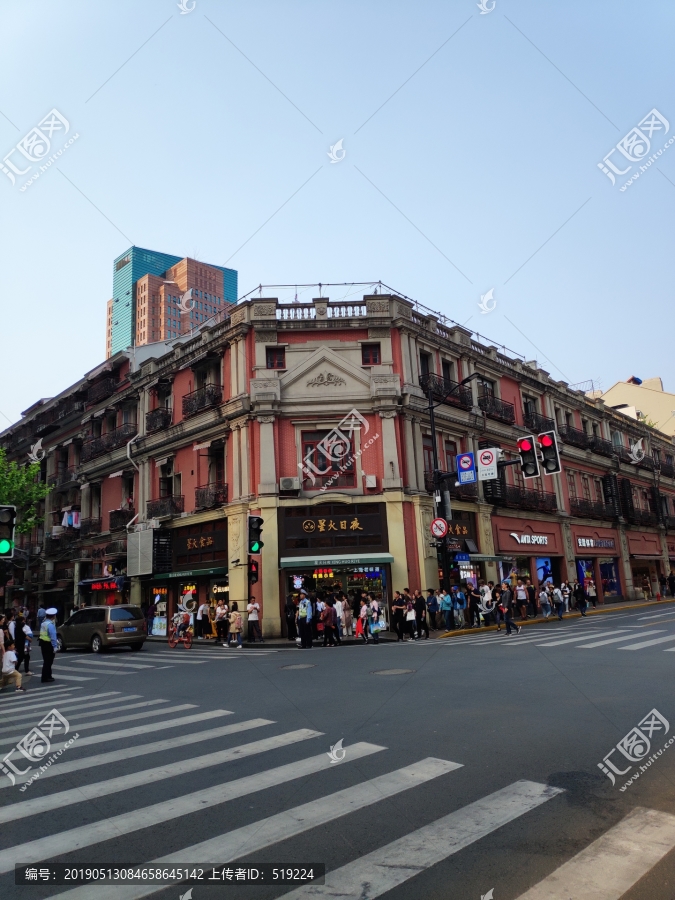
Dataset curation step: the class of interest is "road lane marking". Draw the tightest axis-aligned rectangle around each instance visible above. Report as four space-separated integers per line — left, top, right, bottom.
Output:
0 698 162 733
0 728 322 825
618 634 675 650
0 716 270 791
39 753 458 900
577 629 665 648
33 672 96 681
514 806 675 899
0 687 79 706
66 659 157 669
533 629 632 647
0 691 116 719
1 741 392 874
282 780 563 900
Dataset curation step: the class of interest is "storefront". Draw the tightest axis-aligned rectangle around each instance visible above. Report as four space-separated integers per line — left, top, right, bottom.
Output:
278 503 393 630
440 511 483 588
492 517 565 589
78 576 130 607
149 519 228 638
571 526 621 603
625 530 663 599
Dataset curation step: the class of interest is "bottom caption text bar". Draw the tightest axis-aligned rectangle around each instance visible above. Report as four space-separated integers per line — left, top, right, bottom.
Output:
16 864 325 885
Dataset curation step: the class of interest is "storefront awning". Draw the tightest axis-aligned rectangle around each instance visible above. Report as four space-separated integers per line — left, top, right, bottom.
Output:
280 553 395 569
152 566 228 581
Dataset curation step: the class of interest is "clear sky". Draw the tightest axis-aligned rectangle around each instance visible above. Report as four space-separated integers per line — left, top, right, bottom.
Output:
1 0 673 424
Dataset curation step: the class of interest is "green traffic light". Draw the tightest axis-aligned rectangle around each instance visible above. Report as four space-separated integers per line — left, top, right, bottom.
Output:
250 541 261 553
0 539 11 554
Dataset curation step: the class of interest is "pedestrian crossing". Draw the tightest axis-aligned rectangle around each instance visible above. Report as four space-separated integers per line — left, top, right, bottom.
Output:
0 685 672 900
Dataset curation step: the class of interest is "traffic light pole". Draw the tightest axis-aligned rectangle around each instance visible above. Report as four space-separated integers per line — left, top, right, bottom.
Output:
425 373 481 606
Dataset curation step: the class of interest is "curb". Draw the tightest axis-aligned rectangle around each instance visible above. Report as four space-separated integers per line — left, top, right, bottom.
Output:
434 596 675 641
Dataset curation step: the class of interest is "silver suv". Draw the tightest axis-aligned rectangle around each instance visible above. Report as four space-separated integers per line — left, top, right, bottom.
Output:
57 605 146 653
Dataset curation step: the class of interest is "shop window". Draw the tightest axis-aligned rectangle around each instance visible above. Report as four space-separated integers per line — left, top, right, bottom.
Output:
266 347 286 369
566 470 577 498
423 435 435 474
301 431 356 490
445 440 457 474
361 344 380 366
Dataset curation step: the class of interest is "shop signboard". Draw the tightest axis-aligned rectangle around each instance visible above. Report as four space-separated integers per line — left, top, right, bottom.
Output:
280 503 388 557
173 520 227 570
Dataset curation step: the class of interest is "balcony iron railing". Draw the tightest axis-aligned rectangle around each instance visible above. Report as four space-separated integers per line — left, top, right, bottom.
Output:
659 462 675 479
146 407 173 434
80 424 137 462
87 376 117 404
569 497 618 520
80 437 106 462
498 484 557 513
80 518 102 537
523 411 555 433
195 483 228 509
418 374 473 410
56 399 84 421
626 508 660 527
147 495 185 518
109 508 136 531
590 437 614 457
105 540 127 557
477 394 516 424
558 425 590 450
182 384 222 418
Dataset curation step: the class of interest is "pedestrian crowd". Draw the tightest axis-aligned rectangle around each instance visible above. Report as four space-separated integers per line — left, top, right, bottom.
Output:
0 604 42 693
285 587 382 649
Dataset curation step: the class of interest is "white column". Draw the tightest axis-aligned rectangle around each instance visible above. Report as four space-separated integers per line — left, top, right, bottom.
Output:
231 426 241 501
237 338 246 396
404 416 418 490
240 419 250 498
257 416 277 494
413 418 426 487
230 341 239 396
380 410 402 489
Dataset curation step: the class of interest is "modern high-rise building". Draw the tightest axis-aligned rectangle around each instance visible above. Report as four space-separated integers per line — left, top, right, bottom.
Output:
106 246 237 357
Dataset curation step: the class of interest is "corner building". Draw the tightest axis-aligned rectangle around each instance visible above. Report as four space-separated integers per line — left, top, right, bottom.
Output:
4 292 675 634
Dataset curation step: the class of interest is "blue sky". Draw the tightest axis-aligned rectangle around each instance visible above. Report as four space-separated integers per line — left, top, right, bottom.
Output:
1 0 674 424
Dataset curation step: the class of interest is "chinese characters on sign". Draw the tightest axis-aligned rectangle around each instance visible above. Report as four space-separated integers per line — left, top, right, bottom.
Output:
302 518 364 533
187 536 214 550
598 108 672 192
576 536 616 550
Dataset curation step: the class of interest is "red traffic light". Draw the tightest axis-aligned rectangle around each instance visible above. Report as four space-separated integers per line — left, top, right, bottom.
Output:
518 438 533 452
539 434 554 447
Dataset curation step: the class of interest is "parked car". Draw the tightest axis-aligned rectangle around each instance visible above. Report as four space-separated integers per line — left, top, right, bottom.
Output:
57 605 146 653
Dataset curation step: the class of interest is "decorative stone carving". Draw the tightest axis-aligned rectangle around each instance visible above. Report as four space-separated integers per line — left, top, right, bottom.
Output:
367 300 390 314
307 371 346 388
315 306 327 317
395 303 412 318
253 304 277 317
230 516 241 555
257 416 276 424
255 330 278 343
379 409 398 419
368 327 391 338
230 309 246 326
421 508 435 557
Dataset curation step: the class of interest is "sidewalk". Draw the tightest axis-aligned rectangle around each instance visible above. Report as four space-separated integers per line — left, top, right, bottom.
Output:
432 596 675 641
145 634 397 648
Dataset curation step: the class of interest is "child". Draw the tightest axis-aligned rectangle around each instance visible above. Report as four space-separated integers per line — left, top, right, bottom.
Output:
1 640 25 692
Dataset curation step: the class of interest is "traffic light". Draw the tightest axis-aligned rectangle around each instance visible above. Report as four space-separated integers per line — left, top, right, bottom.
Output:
248 558 259 585
538 430 561 475
517 436 540 479
248 515 264 553
0 506 16 559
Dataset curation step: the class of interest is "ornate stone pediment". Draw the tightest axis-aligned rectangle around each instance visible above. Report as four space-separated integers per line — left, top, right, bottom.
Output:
280 347 371 401
307 371 346 388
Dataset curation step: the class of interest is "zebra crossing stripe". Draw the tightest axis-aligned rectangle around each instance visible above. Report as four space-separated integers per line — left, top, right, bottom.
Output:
618 633 675 650
0 687 79 706
533 629 632 647
0 717 270 792
66 659 157 669
0 728 322 826
577 629 665 648
0 698 165 733
281 780 563 900
0 741 389 874
49 664 136 677
514 806 675 899
0 690 110 719
0 703 197 749
39 753 454 900
34 672 97 681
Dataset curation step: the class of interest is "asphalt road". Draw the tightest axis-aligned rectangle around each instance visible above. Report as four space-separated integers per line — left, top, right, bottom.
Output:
2 605 675 900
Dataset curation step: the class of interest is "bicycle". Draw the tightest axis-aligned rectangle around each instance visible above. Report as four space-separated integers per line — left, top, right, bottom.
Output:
167 623 193 649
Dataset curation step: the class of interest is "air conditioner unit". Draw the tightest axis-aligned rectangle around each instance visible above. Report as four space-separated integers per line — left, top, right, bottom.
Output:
365 474 377 488
280 477 300 491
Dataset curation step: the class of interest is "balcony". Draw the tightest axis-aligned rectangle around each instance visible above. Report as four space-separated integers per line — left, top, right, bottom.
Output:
418 374 473 410
523 411 555 433
55 468 79 488
56 399 84 421
423 472 478 501
558 425 590 450
104 423 137 452
659 462 675 479
498 484 557 513
626 509 660 527
110 508 136 531
80 436 106 462
195 483 228 509
182 384 222 418
87 376 117 404
664 516 675 531
478 394 516 425
146 407 172 434
147 495 185 518
80 517 102 537
55 569 75 582
590 437 614 457
105 539 127 558
570 497 618 520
